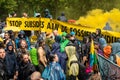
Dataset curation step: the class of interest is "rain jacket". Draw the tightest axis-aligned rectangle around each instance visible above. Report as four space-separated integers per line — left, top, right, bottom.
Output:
42 62 66 80
15 30 31 50
52 42 67 71
109 42 120 66
57 12 67 22
60 32 69 52
65 45 79 79
44 9 52 19
5 41 18 77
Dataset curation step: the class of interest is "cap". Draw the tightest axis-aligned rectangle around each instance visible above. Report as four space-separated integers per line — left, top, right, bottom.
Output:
70 31 75 35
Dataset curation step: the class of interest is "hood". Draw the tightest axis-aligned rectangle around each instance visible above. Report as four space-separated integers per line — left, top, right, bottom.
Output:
55 36 61 43
6 41 14 51
44 9 50 13
37 36 44 43
70 31 75 36
18 30 25 38
111 42 120 55
19 30 25 35
99 38 107 49
61 12 65 16
61 32 67 37
51 42 60 54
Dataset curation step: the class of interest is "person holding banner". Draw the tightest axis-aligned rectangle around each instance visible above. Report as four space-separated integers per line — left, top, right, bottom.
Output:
44 9 52 19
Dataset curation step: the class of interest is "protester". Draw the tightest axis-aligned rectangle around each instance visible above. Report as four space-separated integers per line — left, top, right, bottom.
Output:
53 30 61 43
45 32 55 49
37 38 48 73
15 30 31 50
0 46 7 80
51 37 65 71
95 28 102 42
22 12 28 18
5 41 18 80
16 39 30 64
18 53 35 80
57 12 67 22
4 31 16 50
44 8 52 19
42 53 66 80
94 41 103 56
65 42 79 80
8 30 15 41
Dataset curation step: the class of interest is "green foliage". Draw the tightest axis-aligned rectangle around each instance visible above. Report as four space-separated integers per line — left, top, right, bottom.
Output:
0 0 120 20
0 0 17 18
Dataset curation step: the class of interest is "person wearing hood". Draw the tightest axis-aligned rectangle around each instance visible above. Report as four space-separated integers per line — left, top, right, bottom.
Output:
69 31 81 58
109 41 120 66
4 31 16 52
8 30 15 41
95 28 103 42
59 32 69 72
57 12 67 22
5 40 18 80
15 30 31 50
60 32 69 53
51 36 66 72
44 9 52 19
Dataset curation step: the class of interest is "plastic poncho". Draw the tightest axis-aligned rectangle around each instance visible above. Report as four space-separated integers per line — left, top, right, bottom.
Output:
65 46 79 77
42 62 66 80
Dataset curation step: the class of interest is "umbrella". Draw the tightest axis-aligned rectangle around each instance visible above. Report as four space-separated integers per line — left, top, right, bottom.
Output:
4 26 20 32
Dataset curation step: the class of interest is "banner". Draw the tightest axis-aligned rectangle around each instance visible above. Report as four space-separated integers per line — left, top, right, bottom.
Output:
6 18 120 43
98 54 120 80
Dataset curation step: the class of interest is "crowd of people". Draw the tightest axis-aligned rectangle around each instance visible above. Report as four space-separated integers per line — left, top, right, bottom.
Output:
0 9 120 80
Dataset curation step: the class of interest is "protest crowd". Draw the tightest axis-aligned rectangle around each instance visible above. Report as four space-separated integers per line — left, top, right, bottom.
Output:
0 9 120 80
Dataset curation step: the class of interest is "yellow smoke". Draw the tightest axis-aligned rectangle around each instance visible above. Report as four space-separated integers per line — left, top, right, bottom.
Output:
76 8 120 32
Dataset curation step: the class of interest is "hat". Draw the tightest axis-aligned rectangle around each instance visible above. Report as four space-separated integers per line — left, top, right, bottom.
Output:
70 31 75 35
35 13 41 17
61 32 67 37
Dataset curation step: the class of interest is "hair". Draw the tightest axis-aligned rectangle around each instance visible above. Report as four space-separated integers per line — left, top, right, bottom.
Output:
83 36 89 43
21 52 29 59
30 71 41 80
49 54 56 62
19 39 28 48
5 31 10 37
96 28 101 34
0 41 4 48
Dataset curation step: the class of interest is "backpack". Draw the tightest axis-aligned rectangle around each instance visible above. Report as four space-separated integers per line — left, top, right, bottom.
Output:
30 48 39 66
70 57 87 80
65 45 86 80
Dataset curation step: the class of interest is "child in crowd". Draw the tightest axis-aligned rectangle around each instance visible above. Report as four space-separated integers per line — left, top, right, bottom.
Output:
42 53 66 80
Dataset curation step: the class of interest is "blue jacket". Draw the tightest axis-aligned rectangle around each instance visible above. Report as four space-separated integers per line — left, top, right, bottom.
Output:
42 62 66 80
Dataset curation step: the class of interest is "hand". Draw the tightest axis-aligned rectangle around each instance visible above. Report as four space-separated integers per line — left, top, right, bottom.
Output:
13 75 18 80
